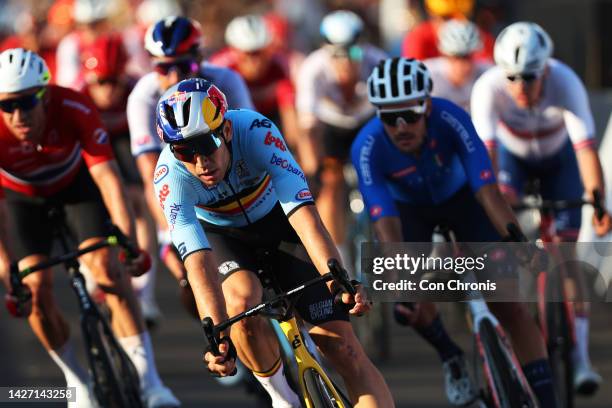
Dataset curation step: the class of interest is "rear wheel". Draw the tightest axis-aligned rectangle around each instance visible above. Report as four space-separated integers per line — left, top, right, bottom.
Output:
479 320 536 408
303 369 348 408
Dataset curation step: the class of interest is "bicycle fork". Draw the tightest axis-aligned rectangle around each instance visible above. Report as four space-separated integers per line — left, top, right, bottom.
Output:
278 318 347 408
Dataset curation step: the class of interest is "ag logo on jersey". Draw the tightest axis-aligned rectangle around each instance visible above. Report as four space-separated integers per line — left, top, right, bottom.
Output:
250 118 272 130
93 128 109 144
154 164 169 184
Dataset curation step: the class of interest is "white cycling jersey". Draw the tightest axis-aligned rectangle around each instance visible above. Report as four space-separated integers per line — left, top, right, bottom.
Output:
471 58 595 159
424 57 491 112
296 45 387 130
128 62 254 157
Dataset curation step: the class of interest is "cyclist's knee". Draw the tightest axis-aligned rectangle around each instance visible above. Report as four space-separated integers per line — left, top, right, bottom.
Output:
26 274 54 311
83 248 123 289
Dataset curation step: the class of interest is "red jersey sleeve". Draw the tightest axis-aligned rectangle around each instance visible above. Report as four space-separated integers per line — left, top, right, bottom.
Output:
61 89 115 167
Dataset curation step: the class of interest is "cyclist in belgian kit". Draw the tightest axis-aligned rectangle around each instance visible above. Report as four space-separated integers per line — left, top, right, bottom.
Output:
351 57 558 407
154 78 394 408
0 48 178 408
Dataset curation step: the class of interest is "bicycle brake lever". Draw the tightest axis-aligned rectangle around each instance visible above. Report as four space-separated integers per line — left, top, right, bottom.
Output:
202 317 220 355
328 259 356 296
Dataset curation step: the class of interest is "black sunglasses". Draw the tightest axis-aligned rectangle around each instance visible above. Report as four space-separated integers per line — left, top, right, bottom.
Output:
506 72 540 82
378 109 424 126
153 59 199 76
0 89 45 113
170 132 223 163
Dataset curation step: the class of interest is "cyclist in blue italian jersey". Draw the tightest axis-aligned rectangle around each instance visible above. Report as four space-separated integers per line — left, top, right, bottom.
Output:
351 57 558 407
153 78 394 408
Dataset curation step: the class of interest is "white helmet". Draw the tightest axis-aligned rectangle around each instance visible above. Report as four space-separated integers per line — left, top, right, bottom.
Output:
225 15 271 52
320 10 363 47
438 19 481 57
136 0 181 26
494 22 553 75
74 0 116 24
0 48 51 93
367 58 433 106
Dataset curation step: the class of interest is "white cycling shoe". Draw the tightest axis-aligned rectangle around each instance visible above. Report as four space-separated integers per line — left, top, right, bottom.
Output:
443 355 478 406
142 384 181 408
574 362 602 396
68 380 98 408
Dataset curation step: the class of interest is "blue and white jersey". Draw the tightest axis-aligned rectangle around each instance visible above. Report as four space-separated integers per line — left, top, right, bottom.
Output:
351 97 496 221
153 109 313 259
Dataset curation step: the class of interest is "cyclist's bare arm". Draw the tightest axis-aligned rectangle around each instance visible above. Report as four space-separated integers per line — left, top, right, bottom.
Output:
89 160 137 242
137 152 187 280
475 183 522 238
288 204 371 314
575 146 611 235
0 198 11 290
182 249 229 325
136 152 168 228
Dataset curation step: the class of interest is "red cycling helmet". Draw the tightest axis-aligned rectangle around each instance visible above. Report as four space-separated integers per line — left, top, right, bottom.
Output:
82 33 128 83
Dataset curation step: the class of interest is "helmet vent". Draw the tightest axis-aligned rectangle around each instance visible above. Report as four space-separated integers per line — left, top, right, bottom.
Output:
164 103 177 128
416 72 424 91
390 58 399 97
514 46 520 64
182 97 191 124
8 53 13 63
536 32 546 47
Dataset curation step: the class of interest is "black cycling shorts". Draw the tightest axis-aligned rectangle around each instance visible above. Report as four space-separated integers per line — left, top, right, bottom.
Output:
3 165 113 260
111 132 142 186
200 204 349 325
321 120 371 162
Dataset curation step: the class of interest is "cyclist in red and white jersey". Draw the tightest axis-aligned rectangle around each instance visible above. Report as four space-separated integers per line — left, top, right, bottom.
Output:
471 22 612 394
296 10 387 262
0 48 179 408
209 14 300 149
424 19 491 112
127 16 254 296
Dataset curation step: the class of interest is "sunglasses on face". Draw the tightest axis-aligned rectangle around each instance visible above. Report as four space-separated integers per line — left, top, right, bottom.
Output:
378 103 427 126
0 88 45 113
153 59 199 76
170 132 223 163
506 72 540 83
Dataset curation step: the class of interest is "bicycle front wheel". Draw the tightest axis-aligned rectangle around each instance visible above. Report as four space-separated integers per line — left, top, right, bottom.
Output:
303 369 349 408
83 315 143 408
546 300 574 408
479 320 536 408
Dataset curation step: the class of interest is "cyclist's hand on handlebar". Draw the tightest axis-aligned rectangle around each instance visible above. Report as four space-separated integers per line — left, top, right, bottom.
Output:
592 211 612 237
204 337 237 377
119 248 152 277
336 281 371 316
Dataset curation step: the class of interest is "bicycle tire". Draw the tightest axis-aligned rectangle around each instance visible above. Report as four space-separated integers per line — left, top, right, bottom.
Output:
83 316 143 408
479 320 536 408
546 300 574 408
303 368 346 408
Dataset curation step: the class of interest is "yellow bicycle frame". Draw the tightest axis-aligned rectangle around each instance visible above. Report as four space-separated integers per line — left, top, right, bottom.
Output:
278 317 348 408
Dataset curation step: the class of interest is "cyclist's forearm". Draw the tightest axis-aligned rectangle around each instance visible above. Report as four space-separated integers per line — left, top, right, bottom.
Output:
288 204 343 275
137 153 169 227
183 250 229 329
576 147 606 202
0 199 12 289
89 161 137 241
487 147 498 175
476 183 521 238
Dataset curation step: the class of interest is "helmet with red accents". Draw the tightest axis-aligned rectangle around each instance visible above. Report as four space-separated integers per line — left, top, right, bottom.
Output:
81 33 127 82
144 16 202 57
157 78 228 145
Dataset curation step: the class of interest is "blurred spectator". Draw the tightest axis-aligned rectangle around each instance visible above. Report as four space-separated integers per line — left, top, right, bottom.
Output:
209 14 300 149
0 0 75 81
401 0 494 62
